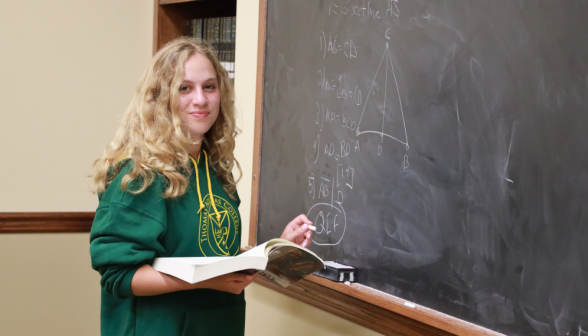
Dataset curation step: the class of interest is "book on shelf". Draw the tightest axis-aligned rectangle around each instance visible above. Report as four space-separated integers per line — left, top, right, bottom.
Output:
152 239 325 288
186 16 236 79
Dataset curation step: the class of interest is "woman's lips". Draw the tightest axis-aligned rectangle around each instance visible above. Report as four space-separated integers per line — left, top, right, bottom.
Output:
189 111 209 119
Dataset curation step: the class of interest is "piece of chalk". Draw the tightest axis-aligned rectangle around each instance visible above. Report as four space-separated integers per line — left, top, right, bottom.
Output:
404 302 416 309
308 225 316 231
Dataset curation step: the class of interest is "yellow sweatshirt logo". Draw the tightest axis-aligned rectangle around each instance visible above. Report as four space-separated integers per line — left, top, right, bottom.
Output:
198 194 240 256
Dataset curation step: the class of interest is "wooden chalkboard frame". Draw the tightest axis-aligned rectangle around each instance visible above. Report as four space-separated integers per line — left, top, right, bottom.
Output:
247 1 502 335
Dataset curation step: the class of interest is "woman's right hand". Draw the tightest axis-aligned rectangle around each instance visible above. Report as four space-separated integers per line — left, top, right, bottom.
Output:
195 272 255 294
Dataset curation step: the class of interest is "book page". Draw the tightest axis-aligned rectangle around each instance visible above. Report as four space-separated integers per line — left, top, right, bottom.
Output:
265 245 324 286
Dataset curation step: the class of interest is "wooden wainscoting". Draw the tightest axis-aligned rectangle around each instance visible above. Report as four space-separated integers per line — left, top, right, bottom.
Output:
0 212 94 233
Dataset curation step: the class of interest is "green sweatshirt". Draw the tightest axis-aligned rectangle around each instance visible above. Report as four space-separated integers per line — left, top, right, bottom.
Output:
90 150 245 336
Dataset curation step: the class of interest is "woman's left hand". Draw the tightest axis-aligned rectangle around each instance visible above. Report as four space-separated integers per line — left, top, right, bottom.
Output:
280 214 314 248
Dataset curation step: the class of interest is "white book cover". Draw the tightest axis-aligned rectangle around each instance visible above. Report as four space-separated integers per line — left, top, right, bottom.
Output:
152 239 324 287
152 241 271 284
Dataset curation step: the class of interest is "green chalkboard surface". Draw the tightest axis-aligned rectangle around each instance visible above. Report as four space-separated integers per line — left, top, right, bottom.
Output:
255 1 588 335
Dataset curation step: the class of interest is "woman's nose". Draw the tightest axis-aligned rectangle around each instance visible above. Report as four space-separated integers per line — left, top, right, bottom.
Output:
191 88 206 105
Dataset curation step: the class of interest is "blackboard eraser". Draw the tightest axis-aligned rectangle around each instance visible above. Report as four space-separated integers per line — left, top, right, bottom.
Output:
313 261 356 283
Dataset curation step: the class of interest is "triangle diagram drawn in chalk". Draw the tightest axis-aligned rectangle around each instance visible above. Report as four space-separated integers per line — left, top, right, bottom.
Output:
356 43 409 149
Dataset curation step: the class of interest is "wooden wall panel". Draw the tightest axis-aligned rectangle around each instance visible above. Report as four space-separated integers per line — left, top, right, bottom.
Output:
0 212 94 233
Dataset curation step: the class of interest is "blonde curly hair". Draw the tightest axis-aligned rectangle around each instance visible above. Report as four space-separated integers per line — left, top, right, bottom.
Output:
91 37 241 198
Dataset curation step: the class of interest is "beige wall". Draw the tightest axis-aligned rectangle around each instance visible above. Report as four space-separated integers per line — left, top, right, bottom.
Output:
0 1 152 335
0 0 380 335
0 0 153 212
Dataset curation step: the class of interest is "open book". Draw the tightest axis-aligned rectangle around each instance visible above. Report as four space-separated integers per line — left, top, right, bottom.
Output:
152 239 325 288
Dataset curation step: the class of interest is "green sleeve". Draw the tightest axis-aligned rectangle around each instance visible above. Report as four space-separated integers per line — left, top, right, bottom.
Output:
90 169 168 299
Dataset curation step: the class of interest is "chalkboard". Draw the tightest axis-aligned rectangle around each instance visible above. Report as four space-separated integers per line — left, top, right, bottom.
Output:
254 1 588 335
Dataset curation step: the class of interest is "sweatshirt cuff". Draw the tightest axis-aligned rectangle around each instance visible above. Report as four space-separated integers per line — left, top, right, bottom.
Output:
119 265 141 298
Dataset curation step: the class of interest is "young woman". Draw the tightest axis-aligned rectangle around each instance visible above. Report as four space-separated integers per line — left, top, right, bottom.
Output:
90 37 313 336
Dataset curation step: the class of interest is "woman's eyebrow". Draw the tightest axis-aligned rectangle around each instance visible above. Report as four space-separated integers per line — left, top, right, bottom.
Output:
183 77 218 83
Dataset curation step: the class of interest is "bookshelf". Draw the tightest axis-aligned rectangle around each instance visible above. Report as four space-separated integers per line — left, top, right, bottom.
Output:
186 16 236 80
153 0 237 54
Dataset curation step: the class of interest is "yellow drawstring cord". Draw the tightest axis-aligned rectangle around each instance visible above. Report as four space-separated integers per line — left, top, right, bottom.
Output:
203 151 222 223
189 150 221 223
189 155 205 214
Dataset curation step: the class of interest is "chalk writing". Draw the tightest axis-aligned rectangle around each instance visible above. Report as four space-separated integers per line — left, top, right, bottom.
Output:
305 6 411 247
320 32 358 59
328 1 382 20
